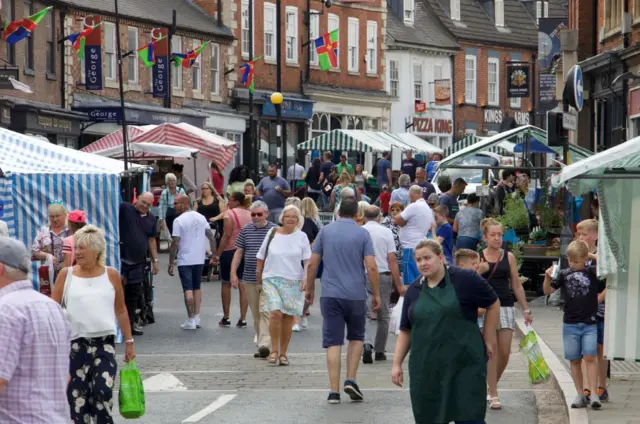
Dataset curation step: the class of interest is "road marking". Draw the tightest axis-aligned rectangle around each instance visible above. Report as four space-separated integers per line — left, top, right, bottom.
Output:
138 369 530 375
142 373 187 392
181 394 236 423
134 353 329 357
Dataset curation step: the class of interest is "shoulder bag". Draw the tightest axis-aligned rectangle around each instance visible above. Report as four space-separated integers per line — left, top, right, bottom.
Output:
262 227 278 263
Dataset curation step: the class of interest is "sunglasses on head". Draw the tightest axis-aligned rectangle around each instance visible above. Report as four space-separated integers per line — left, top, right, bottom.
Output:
50 200 64 205
251 212 263 217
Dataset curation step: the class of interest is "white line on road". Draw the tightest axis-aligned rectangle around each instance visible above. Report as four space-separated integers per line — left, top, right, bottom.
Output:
181 394 237 423
138 369 530 374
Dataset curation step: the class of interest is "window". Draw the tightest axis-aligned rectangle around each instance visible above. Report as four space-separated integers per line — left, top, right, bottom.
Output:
434 63 443 80
45 10 55 75
488 57 499 106
241 0 251 56
451 0 460 21
635 0 640 18
285 7 298 63
192 40 201 92
495 0 504 27
347 18 358 72
605 0 622 30
211 43 219 95
328 14 339 68
264 3 276 60
510 96 521 109
536 0 549 24
465 129 477 136
127 27 138 84
465 55 476 103
309 11 319 65
389 60 399 96
23 0 34 71
404 0 414 24
366 22 377 74
172 36 182 89
104 22 116 80
413 63 423 100
4 0 14 64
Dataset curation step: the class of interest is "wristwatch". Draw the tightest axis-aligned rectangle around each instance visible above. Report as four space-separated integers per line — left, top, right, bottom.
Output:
523 309 532 314
153 258 159 263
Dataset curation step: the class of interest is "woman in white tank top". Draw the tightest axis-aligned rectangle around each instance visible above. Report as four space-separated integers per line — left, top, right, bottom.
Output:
52 225 136 424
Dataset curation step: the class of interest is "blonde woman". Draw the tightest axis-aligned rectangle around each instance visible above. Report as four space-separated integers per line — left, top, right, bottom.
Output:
52 226 135 424
158 173 186 235
356 200 370 226
330 170 361 211
32 202 70 276
256 205 312 365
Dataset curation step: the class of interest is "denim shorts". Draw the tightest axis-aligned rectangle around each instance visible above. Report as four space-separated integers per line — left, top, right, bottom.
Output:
320 297 366 348
597 320 605 345
178 264 204 292
563 322 598 360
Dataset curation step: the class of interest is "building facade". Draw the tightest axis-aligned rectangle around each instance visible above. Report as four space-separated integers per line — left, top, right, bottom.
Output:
385 0 458 152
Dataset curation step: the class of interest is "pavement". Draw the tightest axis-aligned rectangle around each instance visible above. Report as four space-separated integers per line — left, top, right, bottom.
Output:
519 303 640 424
109 255 568 424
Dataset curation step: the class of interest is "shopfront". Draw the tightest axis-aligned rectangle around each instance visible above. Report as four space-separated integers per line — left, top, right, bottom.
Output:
410 111 453 151
482 108 530 135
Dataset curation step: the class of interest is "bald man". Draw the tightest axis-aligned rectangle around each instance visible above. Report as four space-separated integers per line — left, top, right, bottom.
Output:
119 191 160 336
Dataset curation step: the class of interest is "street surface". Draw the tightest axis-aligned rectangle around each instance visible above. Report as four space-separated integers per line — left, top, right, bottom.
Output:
112 256 567 424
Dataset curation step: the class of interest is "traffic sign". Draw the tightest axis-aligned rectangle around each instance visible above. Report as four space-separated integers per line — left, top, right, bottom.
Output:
562 112 577 131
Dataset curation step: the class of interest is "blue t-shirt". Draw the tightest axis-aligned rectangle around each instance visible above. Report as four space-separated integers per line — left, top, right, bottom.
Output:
400 266 498 329
257 176 290 210
438 193 460 219
312 218 375 301
437 223 454 264
377 159 392 186
320 162 334 181
417 181 436 201
426 161 440 180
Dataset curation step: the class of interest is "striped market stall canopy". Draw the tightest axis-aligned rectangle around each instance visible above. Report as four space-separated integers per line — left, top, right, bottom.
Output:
443 135 512 157
297 130 440 153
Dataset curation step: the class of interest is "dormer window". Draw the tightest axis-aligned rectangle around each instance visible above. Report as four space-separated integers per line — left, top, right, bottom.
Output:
404 0 414 24
495 0 504 27
451 0 460 20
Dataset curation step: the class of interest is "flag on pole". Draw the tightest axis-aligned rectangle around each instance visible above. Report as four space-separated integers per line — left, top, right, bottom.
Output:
137 36 166 68
239 56 262 94
171 41 210 68
67 22 102 60
2 6 52 44
314 29 339 71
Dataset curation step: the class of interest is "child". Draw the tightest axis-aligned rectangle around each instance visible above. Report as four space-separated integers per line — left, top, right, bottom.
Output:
577 219 608 402
434 205 454 264
544 240 602 410
454 249 486 321
378 184 391 216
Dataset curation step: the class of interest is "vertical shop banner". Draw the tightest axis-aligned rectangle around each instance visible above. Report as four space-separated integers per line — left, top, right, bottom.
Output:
538 18 567 113
152 28 169 98
84 16 103 91
506 63 530 98
434 79 451 105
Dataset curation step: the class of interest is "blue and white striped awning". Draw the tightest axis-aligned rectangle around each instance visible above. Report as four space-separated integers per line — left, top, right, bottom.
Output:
297 130 442 153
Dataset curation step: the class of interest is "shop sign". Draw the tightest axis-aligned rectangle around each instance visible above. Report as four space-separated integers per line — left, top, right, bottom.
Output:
151 28 169 98
0 67 19 89
514 111 530 126
83 16 103 91
434 79 451 105
262 98 314 120
506 64 530 98
87 107 122 122
413 117 453 135
414 101 426 113
538 18 566 113
484 109 503 124
36 116 73 133
80 106 205 128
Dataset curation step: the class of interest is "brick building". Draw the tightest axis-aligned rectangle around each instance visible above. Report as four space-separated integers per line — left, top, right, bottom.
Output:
229 0 390 173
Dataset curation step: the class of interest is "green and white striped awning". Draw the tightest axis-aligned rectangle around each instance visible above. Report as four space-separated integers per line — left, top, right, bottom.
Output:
297 130 441 153
443 135 512 157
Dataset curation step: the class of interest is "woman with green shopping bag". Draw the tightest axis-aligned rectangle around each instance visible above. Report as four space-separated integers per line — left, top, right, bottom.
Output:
391 239 500 424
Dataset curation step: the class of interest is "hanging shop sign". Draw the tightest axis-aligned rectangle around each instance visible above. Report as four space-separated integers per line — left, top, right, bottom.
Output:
414 101 426 113
152 27 169 99
434 79 451 105
83 16 103 91
506 63 530 98
412 117 453 135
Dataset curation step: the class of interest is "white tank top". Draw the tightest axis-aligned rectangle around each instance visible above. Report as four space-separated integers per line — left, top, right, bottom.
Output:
64 267 117 340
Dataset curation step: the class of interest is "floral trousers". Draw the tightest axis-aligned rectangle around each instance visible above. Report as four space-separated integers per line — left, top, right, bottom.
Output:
68 336 118 424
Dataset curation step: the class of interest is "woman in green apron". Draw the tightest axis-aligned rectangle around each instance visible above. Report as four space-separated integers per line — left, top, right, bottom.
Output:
392 239 500 424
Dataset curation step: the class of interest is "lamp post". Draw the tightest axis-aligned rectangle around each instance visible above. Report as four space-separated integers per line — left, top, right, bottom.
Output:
275 0 283 176
271 92 284 175
114 0 130 170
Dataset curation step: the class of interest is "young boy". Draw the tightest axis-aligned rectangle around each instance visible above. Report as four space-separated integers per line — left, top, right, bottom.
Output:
576 219 608 402
434 205 454 264
544 240 602 410
454 249 486 322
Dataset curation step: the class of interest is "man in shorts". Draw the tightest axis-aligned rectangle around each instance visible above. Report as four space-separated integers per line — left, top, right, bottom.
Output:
168 195 215 331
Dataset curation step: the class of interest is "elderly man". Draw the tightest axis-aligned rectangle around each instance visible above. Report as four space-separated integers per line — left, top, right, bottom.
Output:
0 237 71 423
390 174 411 207
306 198 381 404
415 167 436 201
362 206 404 364
119 191 159 335
394 185 435 284
230 200 277 359
334 186 356 220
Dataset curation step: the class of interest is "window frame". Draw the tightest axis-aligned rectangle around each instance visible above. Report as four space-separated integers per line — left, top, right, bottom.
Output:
366 21 377 74
172 35 183 89
127 26 139 84
413 62 423 101
488 57 499 106
347 17 359 72
451 0 460 21
464 54 477 104
389 59 399 97
263 2 276 60
328 14 340 68
23 0 34 71
285 6 298 63
192 39 202 92
241 0 254 57
404 0 414 24
605 0 622 30
46 9 55 75
103 22 116 81
309 10 320 65
210 43 220 96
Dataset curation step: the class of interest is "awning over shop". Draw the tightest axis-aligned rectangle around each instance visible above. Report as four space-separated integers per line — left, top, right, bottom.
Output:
439 125 547 168
93 142 200 159
296 130 440 153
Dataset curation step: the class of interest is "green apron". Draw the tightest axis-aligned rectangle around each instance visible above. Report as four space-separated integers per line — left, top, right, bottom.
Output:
409 267 487 424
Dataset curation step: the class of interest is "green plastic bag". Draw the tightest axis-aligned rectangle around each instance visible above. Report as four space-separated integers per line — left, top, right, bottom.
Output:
119 361 145 419
520 326 551 384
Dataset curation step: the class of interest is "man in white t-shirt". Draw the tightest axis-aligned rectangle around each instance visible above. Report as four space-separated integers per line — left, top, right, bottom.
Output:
168 195 215 330
394 185 435 284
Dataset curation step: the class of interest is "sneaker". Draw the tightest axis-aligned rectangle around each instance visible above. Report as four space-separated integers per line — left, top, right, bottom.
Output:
253 334 258 344
292 324 302 332
590 394 602 410
597 387 609 402
300 316 308 328
363 344 373 364
327 392 341 404
374 352 387 361
236 319 247 328
219 317 231 328
132 327 144 336
571 395 588 408
194 315 201 329
344 380 364 402
180 318 197 330
583 388 591 403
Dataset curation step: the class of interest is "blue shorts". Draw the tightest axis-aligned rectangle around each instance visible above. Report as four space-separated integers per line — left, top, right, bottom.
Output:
402 248 420 285
320 297 366 348
563 322 598 360
597 320 604 345
456 236 479 251
178 264 204 292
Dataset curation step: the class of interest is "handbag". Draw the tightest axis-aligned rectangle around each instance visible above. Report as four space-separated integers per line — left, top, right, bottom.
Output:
119 361 146 419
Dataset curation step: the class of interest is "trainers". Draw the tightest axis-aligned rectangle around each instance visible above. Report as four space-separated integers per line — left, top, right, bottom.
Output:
571 395 588 408
374 352 387 361
180 318 197 330
194 315 201 329
327 392 341 404
219 317 231 327
236 319 247 328
253 334 258 344
590 394 602 410
363 344 373 364
300 316 308 328
583 388 591 403
292 324 302 332
344 380 364 402
597 387 609 402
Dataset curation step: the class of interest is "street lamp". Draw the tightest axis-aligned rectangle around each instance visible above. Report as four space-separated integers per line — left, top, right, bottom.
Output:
271 91 284 174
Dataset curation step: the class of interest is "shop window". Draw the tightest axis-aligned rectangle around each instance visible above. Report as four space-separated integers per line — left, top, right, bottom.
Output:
4 0 14 64
346 116 363 130
23 0 34 71
226 132 242 166
127 27 139 84
311 112 330 139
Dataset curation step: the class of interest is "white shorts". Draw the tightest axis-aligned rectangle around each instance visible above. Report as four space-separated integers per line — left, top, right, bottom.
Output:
478 306 516 330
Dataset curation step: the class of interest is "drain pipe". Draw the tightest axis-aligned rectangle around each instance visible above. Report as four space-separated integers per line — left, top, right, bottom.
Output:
450 53 456 145
59 7 68 109
217 0 222 26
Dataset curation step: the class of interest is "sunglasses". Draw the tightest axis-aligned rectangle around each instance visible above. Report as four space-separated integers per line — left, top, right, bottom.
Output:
50 200 64 205
251 212 264 217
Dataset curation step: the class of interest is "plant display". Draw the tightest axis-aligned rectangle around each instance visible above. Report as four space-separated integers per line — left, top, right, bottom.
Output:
497 195 529 231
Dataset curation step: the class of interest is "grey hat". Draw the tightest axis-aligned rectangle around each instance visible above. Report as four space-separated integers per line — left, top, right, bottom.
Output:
0 236 31 273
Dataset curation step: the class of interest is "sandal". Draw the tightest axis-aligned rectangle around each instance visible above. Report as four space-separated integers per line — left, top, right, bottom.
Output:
489 397 502 410
268 352 279 364
279 355 289 366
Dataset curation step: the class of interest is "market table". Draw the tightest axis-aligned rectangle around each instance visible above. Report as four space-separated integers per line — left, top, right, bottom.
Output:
520 254 558 298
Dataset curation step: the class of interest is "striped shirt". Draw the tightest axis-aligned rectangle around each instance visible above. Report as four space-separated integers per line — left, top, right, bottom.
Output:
235 222 277 283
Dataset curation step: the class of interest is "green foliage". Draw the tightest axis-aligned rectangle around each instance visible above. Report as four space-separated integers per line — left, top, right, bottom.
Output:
497 195 529 231
437 174 452 193
529 229 548 242
512 242 524 270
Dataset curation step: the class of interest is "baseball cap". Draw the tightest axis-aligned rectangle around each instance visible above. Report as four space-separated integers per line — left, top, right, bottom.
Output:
0 236 31 273
68 210 87 224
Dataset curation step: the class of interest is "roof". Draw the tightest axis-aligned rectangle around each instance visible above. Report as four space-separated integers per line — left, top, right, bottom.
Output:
386 1 458 51
54 0 232 38
425 0 538 49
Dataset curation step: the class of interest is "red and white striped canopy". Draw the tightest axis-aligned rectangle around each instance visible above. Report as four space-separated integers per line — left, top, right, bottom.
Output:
81 125 154 154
